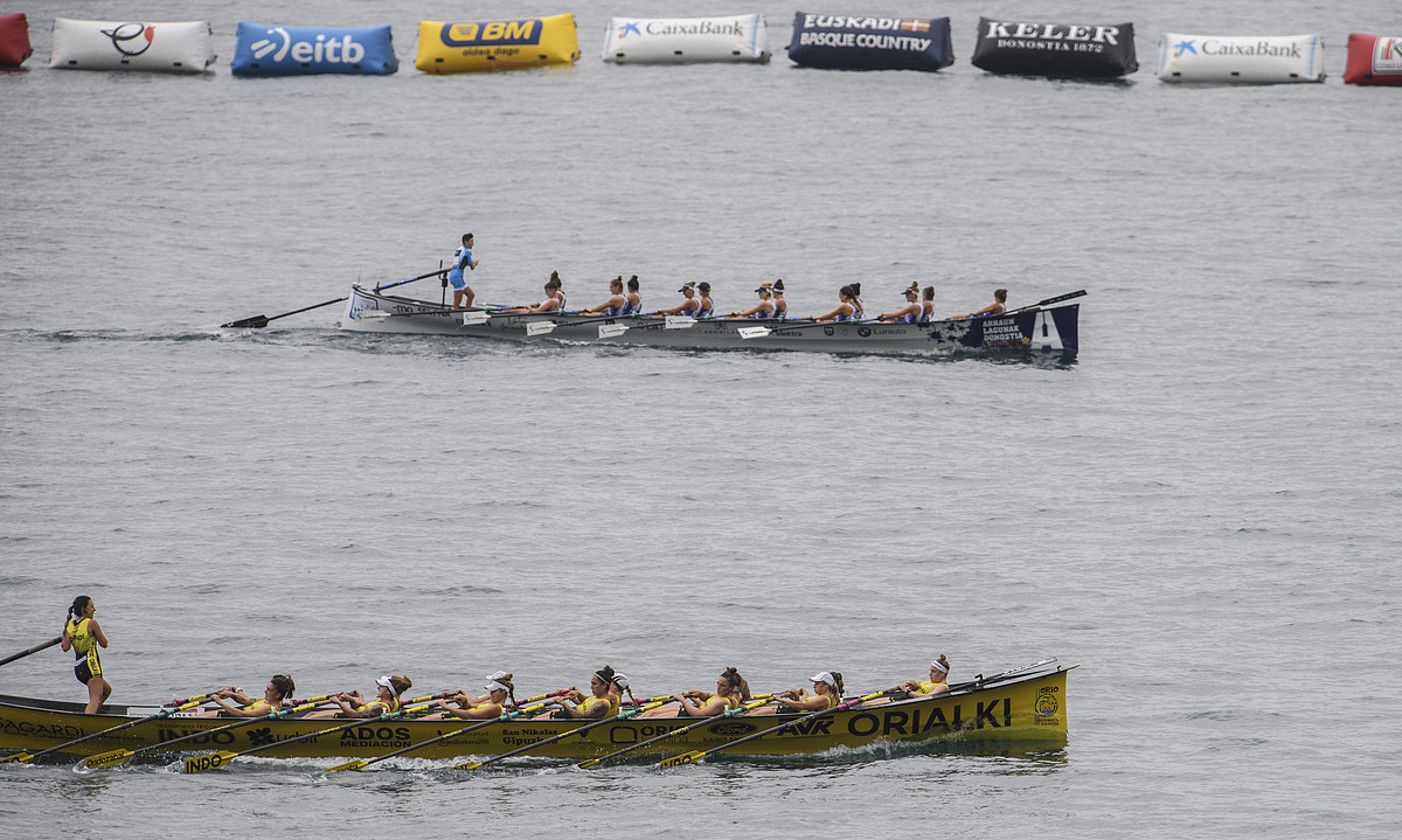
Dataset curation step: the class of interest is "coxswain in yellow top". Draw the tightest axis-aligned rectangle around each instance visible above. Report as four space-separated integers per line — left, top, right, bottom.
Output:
306 674 412 719
430 672 518 720
198 674 297 718
900 654 951 698
60 595 111 714
641 666 750 718
553 666 627 719
768 671 844 713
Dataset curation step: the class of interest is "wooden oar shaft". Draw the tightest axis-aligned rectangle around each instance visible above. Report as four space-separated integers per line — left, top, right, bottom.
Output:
456 696 674 770
578 694 774 769
0 636 62 668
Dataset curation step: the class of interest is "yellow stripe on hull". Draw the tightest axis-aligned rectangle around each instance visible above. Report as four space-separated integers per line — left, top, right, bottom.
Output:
0 668 1072 763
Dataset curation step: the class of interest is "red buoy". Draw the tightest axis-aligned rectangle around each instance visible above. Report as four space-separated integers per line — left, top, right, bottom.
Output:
1345 32 1402 86
0 13 32 67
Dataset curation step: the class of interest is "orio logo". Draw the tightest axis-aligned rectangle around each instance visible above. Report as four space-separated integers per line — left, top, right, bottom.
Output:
1035 687 1059 716
102 22 155 57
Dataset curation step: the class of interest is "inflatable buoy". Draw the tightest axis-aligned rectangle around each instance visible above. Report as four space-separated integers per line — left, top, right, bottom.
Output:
50 18 216 72
787 12 953 71
1157 33 1324 83
232 23 398 76
416 14 579 73
602 14 769 63
1344 33 1402 86
971 17 1137 78
0 13 32 67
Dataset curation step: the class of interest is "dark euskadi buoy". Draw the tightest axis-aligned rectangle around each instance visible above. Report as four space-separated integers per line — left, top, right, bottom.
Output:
787 12 953 71
1344 33 1402 86
971 16 1137 78
0 13 32 66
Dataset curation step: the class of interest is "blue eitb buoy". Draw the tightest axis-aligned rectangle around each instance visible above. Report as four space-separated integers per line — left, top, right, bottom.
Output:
787 12 953 71
232 22 398 76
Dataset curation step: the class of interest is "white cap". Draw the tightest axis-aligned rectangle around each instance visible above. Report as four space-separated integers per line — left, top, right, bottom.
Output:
376 675 394 691
612 673 630 689
484 674 510 694
810 672 837 688
486 670 511 682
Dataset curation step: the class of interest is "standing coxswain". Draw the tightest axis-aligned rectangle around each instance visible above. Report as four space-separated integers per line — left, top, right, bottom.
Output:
581 277 627 316
877 283 923 323
448 233 479 310
728 283 777 319
951 288 1007 320
655 282 702 317
61 595 111 714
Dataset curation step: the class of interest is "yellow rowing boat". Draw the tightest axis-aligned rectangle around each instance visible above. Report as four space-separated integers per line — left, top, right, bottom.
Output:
0 662 1074 764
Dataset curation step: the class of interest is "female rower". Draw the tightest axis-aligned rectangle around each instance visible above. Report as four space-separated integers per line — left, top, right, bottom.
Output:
61 595 111 714
581 276 627 316
921 285 936 322
951 288 1007 320
641 666 750 718
305 674 413 718
199 674 296 718
430 672 517 720
771 279 788 320
877 283 923 323
728 283 776 319
622 276 643 315
696 282 715 318
553 665 625 719
811 284 862 323
769 671 844 713
899 654 951 698
502 272 565 314
655 283 701 317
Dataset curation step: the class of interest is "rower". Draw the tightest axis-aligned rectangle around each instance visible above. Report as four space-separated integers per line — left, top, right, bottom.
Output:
899 654 951 698
767 671 843 713
877 283 923 323
811 284 861 323
552 665 624 719
728 283 776 319
920 285 935 322
305 674 413 718
622 276 643 315
502 272 565 314
640 666 750 718
696 282 715 318
447 232 479 310
61 595 111 714
772 279 788 320
580 276 627 316
430 672 516 720
951 288 1007 320
198 675 296 717
655 282 702 317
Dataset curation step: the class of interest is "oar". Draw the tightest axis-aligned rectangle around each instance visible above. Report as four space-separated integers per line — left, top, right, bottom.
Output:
83 693 338 769
0 636 61 668
358 306 497 326
658 688 898 768
527 313 649 339
453 694 676 771
576 694 775 769
736 319 841 340
182 692 446 774
322 688 573 773
634 315 699 331
220 270 444 328
999 289 1087 317
0 691 225 765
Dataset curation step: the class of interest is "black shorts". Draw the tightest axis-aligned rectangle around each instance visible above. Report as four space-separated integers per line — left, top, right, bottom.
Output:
74 660 98 685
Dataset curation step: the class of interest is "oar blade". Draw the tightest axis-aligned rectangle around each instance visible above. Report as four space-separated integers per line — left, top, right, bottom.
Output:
665 316 697 330
737 326 771 340
526 321 556 337
659 751 704 769
0 752 33 764
453 759 484 771
323 759 368 774
220 315 270 329
358 311 391 320
576 757 602 769
182 750 238 774
83 748 134 769
598 323 629 339
462 311 490 326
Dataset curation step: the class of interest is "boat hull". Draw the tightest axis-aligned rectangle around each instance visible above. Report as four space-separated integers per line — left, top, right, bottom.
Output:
0 665 1072 763
337 285 1081 357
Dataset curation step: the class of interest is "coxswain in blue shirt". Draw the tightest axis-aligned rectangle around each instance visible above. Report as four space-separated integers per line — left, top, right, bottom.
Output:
878 283 923 323
448 232 479 310
950 288 1007 320
581 276 627 316
728 282 776 319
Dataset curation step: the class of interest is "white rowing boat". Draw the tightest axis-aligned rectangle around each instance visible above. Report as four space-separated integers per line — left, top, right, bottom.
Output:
338 285 1083 357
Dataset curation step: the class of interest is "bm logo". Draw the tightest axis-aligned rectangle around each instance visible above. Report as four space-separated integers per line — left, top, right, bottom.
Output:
439 20 542 47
